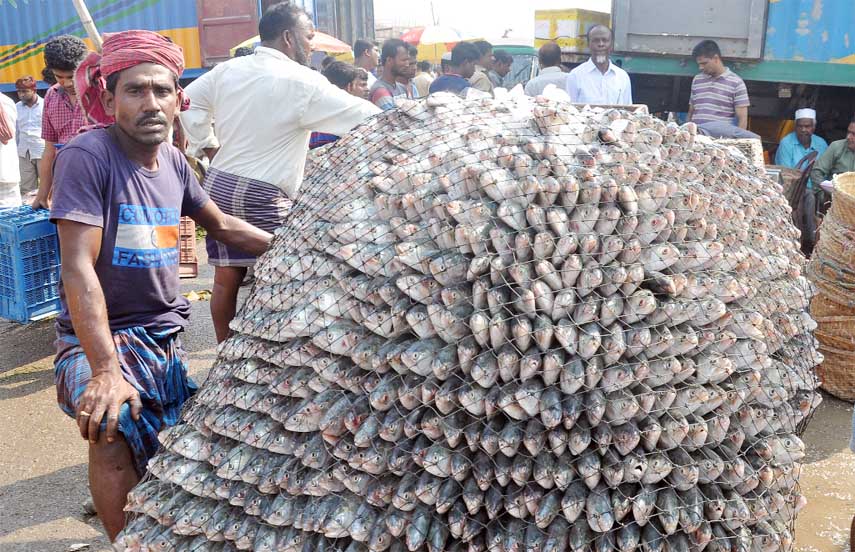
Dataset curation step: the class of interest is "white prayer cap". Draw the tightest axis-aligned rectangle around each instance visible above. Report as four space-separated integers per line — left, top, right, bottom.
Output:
441 52 452 61
795 108 817 121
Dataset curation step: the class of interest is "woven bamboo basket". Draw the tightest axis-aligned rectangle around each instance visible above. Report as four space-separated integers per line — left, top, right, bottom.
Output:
808 206 855 402
808 176 855 306
829 172 855 225
814 342 855 402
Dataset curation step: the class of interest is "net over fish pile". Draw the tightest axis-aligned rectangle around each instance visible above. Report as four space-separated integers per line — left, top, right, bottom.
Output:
117 94 822 552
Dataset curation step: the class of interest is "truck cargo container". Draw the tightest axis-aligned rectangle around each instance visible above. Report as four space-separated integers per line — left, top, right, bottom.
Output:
0 0 372 92
534 8 610 62
608 0 855 151
612 0 855 87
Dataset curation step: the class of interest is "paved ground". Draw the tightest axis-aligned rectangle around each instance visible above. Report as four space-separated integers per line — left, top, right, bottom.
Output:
0 244 223 552
0 243 853 551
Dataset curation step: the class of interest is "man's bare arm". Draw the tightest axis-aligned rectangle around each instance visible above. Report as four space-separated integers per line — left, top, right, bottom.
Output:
33 142 56 209
687 105 695 123
735 106 749 130
191 200 272 256
57 220 142 443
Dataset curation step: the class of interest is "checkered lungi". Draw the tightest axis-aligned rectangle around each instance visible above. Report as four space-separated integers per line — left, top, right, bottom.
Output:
54 326 197 476
202 167 292 267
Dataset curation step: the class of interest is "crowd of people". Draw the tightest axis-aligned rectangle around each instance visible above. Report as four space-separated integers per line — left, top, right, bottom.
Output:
1 0 855 544
6 13 848 210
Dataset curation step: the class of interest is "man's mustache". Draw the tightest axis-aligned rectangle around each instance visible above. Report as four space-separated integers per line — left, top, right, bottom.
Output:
136 115 168 127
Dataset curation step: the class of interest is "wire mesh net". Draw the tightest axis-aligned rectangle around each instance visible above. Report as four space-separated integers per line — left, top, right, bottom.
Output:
115 93 822 552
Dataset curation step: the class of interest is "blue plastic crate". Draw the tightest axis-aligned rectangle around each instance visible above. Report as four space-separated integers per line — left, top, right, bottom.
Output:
0 206 61 323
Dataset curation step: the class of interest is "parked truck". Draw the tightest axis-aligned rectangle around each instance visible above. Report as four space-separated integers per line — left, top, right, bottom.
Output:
534 8 610 63
0 0 373 92
609 0 855 148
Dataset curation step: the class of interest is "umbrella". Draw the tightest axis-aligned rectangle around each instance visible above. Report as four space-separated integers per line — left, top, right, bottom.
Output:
401 25 472 45
400 25 479 63
229 31 353 60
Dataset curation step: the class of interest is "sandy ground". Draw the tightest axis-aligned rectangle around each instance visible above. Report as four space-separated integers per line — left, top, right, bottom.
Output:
0 244 853 551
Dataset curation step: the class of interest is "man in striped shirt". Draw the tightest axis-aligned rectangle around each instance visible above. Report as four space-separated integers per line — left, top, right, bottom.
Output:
688 40 758 139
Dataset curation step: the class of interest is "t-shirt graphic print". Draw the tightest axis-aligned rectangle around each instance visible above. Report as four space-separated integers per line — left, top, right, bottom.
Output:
113 204 181 268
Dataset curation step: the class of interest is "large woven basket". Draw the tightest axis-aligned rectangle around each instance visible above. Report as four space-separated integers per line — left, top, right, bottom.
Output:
829 172 855 225
814 343 855 402
809 185 855 306
810 291 855 402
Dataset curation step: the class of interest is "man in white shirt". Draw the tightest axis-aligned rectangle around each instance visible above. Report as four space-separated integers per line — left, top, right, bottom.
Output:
14 76 45 194
353 38 379 88
566 25 633 105
525 42 568 97
0 93 21 207
181 2 379 342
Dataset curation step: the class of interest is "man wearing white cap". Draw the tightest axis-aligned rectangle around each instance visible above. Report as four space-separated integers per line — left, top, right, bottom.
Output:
775 108 828 169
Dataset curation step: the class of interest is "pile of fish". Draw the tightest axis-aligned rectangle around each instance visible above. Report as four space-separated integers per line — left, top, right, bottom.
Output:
117 93 822 552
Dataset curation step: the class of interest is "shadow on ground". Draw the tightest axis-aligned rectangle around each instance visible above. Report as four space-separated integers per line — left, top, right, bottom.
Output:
0 319 56 372
801 393 854 464
0 463 95 537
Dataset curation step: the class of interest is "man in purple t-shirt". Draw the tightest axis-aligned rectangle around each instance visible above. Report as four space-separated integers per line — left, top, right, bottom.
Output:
49 31 271 541
688 40 759 139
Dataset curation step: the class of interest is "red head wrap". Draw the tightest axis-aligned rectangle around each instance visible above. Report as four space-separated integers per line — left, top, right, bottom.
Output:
15 76 37 90
75 30 189 126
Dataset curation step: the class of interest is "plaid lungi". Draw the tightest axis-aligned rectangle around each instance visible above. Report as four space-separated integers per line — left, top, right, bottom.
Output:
54 326 197 476
202 167 292 267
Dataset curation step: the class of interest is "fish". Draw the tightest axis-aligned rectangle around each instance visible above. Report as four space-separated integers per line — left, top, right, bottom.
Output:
122 95 820 552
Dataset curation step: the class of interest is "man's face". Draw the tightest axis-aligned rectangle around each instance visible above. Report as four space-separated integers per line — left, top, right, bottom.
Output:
285 13 315 66
495 60 512 77
103 63 179 146
480 50 493 69
795 118 815 144
588 27 612 62
368 46 379 68
52 68 76 98
347 77 369 99
389 47 410 79
460 59 476 79
16 87 36 104
847 123 855 152
696 55 721 76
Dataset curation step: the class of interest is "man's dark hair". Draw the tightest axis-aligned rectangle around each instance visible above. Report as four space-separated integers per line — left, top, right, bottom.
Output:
538 42 562 67
472 40 493 57
417 60 432 72
353 39 374 59
407 45 418 59
451 42 480 66
586 24 613 41
321 55 336 70
41 67 57 85
692 39 722 59
381 38 407 65
43 35 88 72
259 2 306 42
105 71 179 94
322 61 360 90
233 46 255 57
493 49 513 65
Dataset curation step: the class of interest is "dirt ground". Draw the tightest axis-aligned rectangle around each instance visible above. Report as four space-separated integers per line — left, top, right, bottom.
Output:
0 247 853 551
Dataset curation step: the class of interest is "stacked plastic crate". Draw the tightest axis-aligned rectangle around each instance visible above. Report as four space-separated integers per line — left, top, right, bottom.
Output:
179 216 198 278
0 207 61 323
